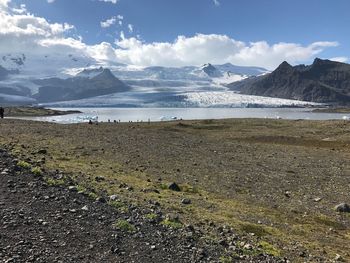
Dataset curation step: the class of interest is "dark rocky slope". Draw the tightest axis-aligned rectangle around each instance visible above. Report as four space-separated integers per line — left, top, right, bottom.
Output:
228 58 350 104
33 69 129 103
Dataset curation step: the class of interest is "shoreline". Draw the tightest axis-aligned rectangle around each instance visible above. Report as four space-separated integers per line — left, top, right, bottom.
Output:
3 106 82 117
5 106 350 124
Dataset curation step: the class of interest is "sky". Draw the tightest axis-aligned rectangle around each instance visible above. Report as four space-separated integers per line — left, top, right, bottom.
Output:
0 0 349 69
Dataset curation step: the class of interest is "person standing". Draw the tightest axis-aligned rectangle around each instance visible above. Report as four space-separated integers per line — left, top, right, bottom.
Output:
0 107 4 119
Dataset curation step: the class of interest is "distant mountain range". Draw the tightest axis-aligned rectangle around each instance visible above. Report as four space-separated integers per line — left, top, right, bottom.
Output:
33 68 129 102
0 56 269 105
4 55 350 107
228 58 350 105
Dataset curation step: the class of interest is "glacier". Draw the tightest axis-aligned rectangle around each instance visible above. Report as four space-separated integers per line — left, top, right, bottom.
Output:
0 54 323 108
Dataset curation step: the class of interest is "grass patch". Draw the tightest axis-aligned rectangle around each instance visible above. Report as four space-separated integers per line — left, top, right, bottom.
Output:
31 166 42 176
145 213 158 220
158 183 168 190
76 185 87 193
45 177 65 186
161 218 182 229
313 215 346 230
87 192 98 200
109 200 128 212
113 219 136 233
241 223 268 237
17 160 31 169
181 184 199 194
259 241 281 257
219 256 233 263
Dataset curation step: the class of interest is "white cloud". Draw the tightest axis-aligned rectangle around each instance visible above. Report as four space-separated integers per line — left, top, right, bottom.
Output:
98 0 118 4
47 0 55 3
100 16 117 28
329 56 348 63
128 24 133 33
213 0 220 6
0 0 10 11
0 0 344 71
101 15 123 28
113 34 339 69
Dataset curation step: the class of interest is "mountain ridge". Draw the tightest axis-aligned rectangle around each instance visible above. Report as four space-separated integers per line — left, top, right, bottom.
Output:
33 68 130 103
227 58 350 105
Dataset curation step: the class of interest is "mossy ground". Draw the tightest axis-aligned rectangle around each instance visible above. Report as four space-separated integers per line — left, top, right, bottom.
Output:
1 118 350 261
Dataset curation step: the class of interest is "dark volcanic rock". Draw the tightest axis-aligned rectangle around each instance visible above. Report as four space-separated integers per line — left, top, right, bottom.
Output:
227 58 350 105
168 182 181 191
335 203 350 213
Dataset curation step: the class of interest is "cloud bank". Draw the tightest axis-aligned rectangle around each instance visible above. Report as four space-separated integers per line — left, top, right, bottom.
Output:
114 35 340 69
0 0 345 70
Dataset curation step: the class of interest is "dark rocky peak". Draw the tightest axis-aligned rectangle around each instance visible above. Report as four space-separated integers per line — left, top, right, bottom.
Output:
94 68 115 79
202 63 216 70
77 67 106 78
310 57 350 72
273 61 294 74
277 61 292 69
201 63 220 77
312 58 331 65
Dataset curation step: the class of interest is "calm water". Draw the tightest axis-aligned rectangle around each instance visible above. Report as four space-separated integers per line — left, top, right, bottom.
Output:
13 107 350 124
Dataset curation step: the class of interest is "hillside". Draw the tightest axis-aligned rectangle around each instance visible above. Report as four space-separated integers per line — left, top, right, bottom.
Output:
228 58 350 105
33 68 130 103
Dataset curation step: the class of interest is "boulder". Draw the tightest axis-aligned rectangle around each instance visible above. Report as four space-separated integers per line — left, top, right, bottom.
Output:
335 203 350 213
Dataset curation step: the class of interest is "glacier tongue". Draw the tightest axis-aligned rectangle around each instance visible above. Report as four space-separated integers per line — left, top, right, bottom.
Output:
182 91 321 108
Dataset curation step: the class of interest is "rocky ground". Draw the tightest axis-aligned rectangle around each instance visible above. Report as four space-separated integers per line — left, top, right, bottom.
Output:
1 118 350 261
0 148 281 263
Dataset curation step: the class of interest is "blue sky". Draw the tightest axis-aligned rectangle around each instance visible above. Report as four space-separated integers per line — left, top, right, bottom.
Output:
1 0 349 69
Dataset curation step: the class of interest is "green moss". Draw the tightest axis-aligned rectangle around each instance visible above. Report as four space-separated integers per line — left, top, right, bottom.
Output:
45 177 65 186
241 223 268 237
161 218 182 229
17 160 31 169
313 215 345 230
159 183 168 190
219 256 233 263
259 241 281 257
145 213 157 220
76 185 87 193
31 166 42 176
109 200 128 212
113 219 136 233
181 184 199 194
87 192 98 200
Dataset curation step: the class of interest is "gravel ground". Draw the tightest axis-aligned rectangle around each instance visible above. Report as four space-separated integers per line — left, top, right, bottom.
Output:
0 148 282 263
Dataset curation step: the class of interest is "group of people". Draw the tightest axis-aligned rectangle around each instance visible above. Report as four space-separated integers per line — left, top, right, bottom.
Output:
0 107 4 119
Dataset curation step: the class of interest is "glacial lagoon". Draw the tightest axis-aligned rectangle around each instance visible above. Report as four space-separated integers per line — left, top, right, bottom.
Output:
14 107 350 124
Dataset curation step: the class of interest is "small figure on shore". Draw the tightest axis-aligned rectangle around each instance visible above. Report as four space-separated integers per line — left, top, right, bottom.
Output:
0 107 4 119
88 120 93 125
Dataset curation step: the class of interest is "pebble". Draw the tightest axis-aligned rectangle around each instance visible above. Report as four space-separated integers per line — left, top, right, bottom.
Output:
181 198 191 205
68 186 78 192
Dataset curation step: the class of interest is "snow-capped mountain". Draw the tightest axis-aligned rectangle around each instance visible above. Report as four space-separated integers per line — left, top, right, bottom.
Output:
3 53 320 109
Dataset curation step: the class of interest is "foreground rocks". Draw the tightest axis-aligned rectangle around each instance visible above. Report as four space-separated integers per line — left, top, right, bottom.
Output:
0 149 282 262
335 203 350 213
